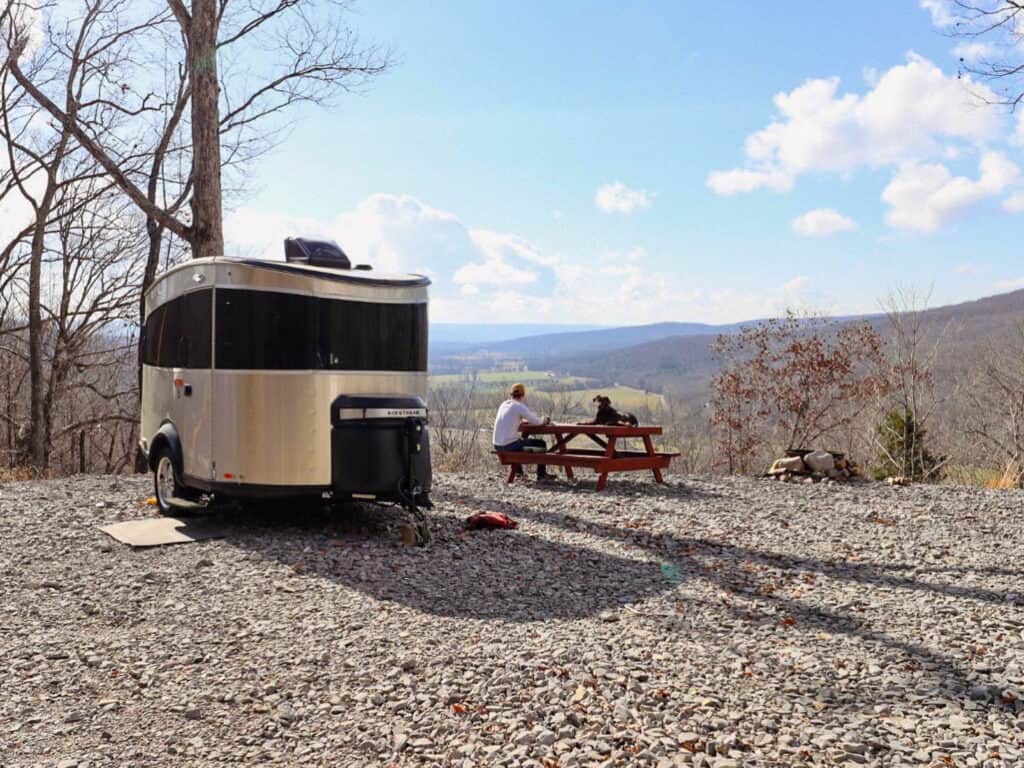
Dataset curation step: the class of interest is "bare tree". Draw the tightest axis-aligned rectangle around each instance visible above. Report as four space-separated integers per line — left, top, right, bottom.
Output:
710 313 890 473
428 379 491 471
959 321 1024 486
873 288 951 481
949 1 1024 107
0 2 127 467
3 0 392 261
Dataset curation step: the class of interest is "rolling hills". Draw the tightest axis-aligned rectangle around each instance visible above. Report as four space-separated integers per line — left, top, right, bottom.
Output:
432 287 1024 404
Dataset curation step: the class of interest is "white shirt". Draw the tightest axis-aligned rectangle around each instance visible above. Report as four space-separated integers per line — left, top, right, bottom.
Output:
493 399 544 446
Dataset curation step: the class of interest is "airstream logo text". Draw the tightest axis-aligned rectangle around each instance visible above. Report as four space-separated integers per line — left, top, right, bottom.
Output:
338 407 427 420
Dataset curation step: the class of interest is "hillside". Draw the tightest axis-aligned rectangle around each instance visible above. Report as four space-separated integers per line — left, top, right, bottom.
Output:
431 323 607 346
484 320 749 357
526 288 1024 401
530 333 720 404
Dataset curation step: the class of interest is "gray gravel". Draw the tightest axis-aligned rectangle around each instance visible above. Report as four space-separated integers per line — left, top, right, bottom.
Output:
1 471 1023 767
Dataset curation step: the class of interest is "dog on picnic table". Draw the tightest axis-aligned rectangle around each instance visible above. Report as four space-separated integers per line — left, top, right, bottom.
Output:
578 394 639 427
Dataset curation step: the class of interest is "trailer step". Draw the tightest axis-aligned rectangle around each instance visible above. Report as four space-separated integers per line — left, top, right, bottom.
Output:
166 495 206 512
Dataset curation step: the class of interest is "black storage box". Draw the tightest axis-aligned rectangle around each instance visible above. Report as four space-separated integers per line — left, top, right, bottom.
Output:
330 395 432 500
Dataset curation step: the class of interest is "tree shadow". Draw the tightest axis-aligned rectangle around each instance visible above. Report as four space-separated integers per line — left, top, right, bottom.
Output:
215 484 1023 715
220 499 673 623
496 473 724 501
480 497 1024 714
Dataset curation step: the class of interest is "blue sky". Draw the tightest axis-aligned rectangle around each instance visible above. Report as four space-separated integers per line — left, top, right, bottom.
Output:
225 1 1024 324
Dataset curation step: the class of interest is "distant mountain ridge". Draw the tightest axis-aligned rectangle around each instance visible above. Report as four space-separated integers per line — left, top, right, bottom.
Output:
430 323 607 346
528 287 1024 401
483 320 752 357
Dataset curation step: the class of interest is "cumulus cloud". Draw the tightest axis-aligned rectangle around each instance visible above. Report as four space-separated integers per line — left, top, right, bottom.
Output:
791 209 857 237
920 0 957 27
452 257 538 287
953 42 997 62
225 194 838 324
707 54 1002 197
708 52 1024 231
594 182 654 214
1012 112 1024 146
882 152 1020 232
994 277 1024 292
1003 191 1024 213
706 168 793 196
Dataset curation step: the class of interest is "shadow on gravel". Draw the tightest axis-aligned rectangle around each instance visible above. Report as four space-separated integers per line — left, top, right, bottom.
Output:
510 475 726 501
491 499 1024 715
220 499 675 623
212 488 1023 714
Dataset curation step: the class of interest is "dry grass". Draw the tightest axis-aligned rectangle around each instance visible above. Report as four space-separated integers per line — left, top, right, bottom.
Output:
986 461 1022 490
0 465 48 483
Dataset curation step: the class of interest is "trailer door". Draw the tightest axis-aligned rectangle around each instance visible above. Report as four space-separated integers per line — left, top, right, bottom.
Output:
168 289 214 482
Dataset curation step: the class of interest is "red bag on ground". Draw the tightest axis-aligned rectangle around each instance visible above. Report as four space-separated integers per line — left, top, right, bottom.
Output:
465 511 518 530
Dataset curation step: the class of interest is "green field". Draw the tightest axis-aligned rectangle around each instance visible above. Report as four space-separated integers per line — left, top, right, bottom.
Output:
430 369 664 411
566 386 664 410
431 369 588 385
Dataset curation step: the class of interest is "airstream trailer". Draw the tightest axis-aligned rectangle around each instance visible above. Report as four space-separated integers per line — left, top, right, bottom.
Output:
139 238 432 520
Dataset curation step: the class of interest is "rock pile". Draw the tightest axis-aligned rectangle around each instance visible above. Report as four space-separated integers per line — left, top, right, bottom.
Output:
766 448 864 483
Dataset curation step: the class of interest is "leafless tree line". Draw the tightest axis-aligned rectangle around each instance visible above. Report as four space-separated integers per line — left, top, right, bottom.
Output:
705 295 1024 487
0 0 390 473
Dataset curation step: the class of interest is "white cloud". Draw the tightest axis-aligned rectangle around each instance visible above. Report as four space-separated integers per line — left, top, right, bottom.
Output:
707 54 1002 197
1003 191 1024 213
594 182 654 214
791 208 857 237
882 152 1020 232
920 0 957 28
1012 112 1024 146
706 168 793 195
994 277 1024 292
226 194 842 324
452 258 538 287
953 42 997 62
953 262 987 275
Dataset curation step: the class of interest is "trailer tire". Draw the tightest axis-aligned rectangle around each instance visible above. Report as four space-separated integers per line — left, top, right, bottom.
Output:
153 446 186 516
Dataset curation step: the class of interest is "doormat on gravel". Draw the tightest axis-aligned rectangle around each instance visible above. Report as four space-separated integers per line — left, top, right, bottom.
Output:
99 517 225 548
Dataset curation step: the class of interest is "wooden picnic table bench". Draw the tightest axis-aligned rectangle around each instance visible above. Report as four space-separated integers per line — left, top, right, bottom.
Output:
495 423 678 491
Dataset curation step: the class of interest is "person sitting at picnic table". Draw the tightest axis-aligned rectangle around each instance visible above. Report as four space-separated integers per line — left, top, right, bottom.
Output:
493 383 555 481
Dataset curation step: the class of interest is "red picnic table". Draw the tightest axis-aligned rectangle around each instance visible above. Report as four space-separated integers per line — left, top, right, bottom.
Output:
496 423 678 491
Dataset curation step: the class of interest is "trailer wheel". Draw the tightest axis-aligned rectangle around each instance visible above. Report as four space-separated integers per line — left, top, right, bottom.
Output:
153 447 185 516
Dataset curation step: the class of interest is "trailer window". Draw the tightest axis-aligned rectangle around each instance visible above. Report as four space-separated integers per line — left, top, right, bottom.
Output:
142 290 212 368
318 299 427 371
215 289 427 371
215 289 316 369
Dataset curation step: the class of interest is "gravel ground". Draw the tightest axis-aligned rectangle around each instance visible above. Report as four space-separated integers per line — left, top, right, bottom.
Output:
1 471 1023 768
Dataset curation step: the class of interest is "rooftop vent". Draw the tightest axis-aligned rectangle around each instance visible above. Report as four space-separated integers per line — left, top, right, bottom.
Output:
284 237 352 269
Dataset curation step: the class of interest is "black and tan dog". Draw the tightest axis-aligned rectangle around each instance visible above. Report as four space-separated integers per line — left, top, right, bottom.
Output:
579 394 639 427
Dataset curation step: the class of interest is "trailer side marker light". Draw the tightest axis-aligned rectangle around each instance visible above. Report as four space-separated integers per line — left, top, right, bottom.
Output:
223 473 235 479
174 378 184 387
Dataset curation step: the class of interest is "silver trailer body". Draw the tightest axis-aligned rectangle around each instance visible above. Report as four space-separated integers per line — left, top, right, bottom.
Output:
139 256 430 501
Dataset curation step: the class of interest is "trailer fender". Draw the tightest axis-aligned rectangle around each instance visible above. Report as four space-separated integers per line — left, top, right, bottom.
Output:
148 422 183 475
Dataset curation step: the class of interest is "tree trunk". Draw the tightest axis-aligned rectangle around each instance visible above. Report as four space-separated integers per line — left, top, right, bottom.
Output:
27 204 50 469
189 0 224 260
4 369 13 467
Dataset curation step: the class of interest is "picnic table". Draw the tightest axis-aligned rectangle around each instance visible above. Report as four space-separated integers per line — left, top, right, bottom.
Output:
495 423 678 491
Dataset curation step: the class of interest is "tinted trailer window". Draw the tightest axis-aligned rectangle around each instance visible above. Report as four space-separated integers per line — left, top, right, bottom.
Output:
215 288 427 371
